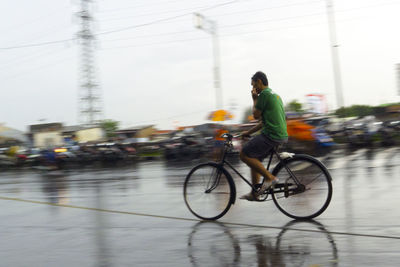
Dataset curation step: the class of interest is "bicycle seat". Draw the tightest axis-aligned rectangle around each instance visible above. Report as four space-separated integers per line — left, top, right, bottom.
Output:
279 152 295 159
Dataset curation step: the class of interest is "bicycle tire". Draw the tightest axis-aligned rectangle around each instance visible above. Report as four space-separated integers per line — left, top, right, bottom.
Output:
271 154 332 220
184 162 236 220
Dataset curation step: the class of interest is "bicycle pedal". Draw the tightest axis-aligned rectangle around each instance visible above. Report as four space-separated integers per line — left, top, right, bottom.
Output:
255 192 269 202
284 184 289 198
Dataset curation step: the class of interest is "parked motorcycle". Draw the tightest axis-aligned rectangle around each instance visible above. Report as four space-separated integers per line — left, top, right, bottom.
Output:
377 119 400 146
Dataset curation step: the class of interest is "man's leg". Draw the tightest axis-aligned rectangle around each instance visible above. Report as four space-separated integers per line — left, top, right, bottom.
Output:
251 168 261 185
239 134 279 200
240 151 276 182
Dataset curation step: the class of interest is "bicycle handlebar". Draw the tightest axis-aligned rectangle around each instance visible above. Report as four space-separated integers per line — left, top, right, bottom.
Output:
221 133 242 140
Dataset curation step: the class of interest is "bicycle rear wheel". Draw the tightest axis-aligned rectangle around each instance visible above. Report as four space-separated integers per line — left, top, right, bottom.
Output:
184 163 235 220
271 154 332 220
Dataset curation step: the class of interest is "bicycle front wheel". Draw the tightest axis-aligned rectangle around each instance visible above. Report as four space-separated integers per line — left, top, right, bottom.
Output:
184 163 235 220
271 154 332 220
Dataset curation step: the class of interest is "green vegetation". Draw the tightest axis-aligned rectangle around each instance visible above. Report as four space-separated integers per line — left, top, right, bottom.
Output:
334 103 398 118
285 100 304 113
100 119 119 138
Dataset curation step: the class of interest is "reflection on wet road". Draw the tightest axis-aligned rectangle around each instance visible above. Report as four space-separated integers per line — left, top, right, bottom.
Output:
188 220 338 267
0 146 399 266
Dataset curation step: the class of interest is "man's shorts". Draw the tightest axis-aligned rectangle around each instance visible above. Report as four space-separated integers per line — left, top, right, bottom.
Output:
242 134 282 161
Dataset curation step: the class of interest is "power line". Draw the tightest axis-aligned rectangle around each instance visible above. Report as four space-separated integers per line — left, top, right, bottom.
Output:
0 38 76 51
98 0 201 13
99 11 326 44
96 0 321 25
98 0 321 23
208 0 322 18
0 55 75 82
0 46 69 70
0 1 238 51
95 0 239 36
97 0 319 25
1 0 398 51
221 11 325 28
98 15 376 50
100 29 196 42
98 11 325 44
1 9 73 50
0 25 75 67
98 0 400 45
99 4 223 22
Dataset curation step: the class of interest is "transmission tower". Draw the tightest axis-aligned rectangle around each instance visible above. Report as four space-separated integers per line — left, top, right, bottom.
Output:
76 0 103 125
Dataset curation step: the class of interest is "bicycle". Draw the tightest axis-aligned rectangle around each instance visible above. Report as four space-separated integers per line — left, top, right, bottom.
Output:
183 133 333 220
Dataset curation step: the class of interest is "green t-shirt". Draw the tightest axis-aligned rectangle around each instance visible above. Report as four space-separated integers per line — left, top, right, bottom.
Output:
255 87 288 141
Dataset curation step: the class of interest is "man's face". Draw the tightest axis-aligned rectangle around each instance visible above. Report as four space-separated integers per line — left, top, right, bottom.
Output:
251 79 263 94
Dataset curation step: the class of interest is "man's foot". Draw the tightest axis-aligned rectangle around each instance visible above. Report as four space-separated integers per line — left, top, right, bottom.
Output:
257 178 279 196
239 192 257 201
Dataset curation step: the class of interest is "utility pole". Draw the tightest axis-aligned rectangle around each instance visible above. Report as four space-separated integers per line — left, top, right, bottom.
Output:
194 13 222 110
325 0 344 109
76 0 103 126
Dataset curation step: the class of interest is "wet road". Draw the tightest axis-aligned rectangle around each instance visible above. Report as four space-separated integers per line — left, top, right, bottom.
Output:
0 146 399 266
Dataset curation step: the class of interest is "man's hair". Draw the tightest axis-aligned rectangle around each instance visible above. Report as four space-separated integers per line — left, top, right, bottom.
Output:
251 71 268 86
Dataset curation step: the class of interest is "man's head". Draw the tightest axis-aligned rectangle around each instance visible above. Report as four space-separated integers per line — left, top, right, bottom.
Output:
251 71 268 94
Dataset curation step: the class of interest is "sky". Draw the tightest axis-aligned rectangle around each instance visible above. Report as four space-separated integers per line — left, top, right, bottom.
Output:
1 0 400 131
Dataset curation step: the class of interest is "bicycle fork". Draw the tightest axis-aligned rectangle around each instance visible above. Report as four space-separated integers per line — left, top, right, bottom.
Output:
205 168 222 193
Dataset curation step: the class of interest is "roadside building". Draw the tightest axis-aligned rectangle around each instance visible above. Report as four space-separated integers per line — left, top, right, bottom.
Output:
62 125 104 143
28 123 63 148
115 125 156 142
28 123 105 148
152 130 174 142
0 124 27 146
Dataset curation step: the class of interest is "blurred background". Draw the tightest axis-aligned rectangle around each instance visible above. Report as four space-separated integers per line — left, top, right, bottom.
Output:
1 0 399 168
1 3 400 265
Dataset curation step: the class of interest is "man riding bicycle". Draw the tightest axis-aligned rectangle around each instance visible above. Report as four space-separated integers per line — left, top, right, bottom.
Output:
240 71 288 201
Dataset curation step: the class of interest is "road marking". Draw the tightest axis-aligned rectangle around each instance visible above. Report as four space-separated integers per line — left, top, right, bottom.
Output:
1 195 400 240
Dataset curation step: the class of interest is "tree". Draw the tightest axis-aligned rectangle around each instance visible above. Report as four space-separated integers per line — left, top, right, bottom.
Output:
334 105 373 118
285 100 303 113
100 119 119 138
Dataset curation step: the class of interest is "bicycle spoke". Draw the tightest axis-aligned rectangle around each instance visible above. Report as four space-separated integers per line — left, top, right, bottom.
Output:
301 172 325 186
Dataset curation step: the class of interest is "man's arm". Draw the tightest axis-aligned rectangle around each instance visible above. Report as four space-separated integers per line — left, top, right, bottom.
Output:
242 121 262 137
252 105 262 120
248 121 263 135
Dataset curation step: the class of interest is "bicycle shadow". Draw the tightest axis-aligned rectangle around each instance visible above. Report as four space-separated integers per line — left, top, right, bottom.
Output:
187 220 338 267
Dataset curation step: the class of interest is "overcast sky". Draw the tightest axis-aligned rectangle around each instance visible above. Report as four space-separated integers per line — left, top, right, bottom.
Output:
1 0 400 131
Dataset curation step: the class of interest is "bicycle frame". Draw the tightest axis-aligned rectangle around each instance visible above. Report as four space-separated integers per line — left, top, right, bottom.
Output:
216 137 304 195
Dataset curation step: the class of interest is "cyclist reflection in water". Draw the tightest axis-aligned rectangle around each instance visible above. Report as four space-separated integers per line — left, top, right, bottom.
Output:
240 71 288 201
